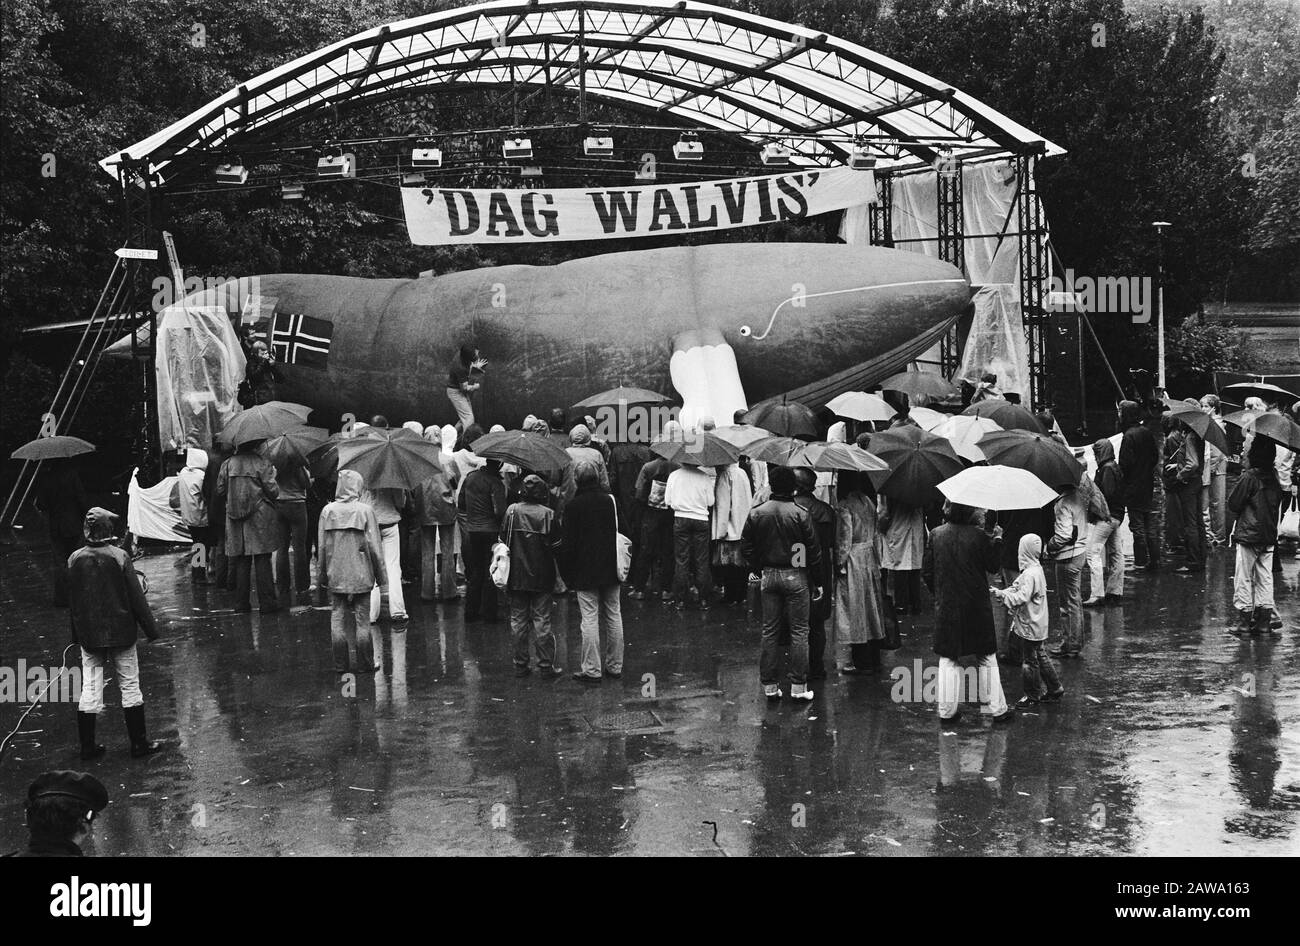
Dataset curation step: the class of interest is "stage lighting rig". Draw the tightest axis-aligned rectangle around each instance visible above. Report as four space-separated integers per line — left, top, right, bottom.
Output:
672 132 704 162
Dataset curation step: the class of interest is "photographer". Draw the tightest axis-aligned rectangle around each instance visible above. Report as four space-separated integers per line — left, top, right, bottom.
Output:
239 338 285 407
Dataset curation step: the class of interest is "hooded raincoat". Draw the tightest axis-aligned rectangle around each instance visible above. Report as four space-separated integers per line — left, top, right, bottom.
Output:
833 490 887 644
172 447 209 527
317 471 386 594
68 508 158 650
998 534 1049 642
217 447 281 555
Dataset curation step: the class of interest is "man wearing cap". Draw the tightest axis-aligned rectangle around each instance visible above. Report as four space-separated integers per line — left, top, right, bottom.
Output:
68 507 163 760
6 771 109 857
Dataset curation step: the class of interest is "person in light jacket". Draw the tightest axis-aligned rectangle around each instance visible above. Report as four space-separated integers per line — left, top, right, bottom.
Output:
1046 483 1088 658
712 462 753 605
417 425 461 602
217 439 281 613
170 447 210 583
1227 438 1283 637
318 470 386 673
1084 439 1125 605
992 533 1063 706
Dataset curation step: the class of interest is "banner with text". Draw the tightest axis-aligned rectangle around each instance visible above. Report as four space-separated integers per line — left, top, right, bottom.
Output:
400 167 872 245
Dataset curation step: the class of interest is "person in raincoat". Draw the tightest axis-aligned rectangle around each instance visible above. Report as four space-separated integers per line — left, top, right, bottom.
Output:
991 533 1063 706
1227 437 1283 637
33 458 88 606
318 470 386 673
712 461 754 605
922 500 1009 723
834 471 888 673
793 467 835 682
204 443 233 588
169 447 210 583
417 425 461 602
68 507 162 760
270 449 312 601
503 475 563 677
1084 438 1126 605
878 495 926 615
216 439 281 613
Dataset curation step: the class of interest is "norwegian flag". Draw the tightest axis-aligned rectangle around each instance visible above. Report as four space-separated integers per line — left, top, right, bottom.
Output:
271 312 333 368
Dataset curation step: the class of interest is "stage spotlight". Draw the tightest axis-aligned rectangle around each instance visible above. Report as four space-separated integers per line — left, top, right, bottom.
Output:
583 130 614 157
848 144 877 170
401 173 427 186
317 153 355 178
281 182 305 200
503 135 534 160
934 147 958 181
760 143 792 167
215 163 248 185
520 166 544 179
673 132 704 161
412 141 443 168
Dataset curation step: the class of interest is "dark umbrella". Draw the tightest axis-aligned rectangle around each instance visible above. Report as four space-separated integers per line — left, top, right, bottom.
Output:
11 435 96 461
961 399 1046 433
305 426 386 479
879 371 958 400
572 386 671 410
742 399 819 439
743 436 888 473
1246 412 1300 452
336 427 445 490
650 431 741 468
977 429 1082 488
711 424 774 449
1163 401 1230 454
471 429 573 473
218 400 312 447
265 426 330 470
867 426 964 506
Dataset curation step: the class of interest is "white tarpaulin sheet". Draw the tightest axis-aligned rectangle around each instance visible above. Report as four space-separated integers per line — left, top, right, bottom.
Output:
156 304 246 452
127 469 189 543
402 167 873 245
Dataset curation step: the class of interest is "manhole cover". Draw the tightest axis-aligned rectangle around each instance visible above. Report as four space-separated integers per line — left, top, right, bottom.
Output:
586 709 664 734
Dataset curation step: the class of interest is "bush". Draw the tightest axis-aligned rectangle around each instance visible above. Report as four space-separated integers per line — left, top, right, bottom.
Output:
1166 316 1257 395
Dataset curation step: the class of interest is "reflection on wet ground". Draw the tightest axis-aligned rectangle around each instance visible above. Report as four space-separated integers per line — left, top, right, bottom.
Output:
1 540 1297 856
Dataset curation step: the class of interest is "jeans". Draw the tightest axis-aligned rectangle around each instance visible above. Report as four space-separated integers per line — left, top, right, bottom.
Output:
671 517 712 603
1128 507 1159 567
369 523 407 621
78 645 142 713
1203 473 1227 544
510 591 555 669
331 592 375 672
576 585 623 677
463 530 498 620
1019 638 1062 700
420 522 458 600
936 655 1007 719
1169 483 1203 567
1086 517 1125 598
446 386 475 429
273 499 310 597
1054 553 1085 652
632 506 675 593
1233 544 1274 611
234 553 277 612
759 567 810 686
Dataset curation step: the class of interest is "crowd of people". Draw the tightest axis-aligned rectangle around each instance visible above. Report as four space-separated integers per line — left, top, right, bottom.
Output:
25 375 1298 767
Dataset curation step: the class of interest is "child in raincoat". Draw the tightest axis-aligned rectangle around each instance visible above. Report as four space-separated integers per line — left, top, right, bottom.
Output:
318 470 387 674
990 533 1063 706
170 447 210 582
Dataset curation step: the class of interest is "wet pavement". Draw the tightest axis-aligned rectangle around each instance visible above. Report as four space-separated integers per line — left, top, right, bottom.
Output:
2 538 1298 856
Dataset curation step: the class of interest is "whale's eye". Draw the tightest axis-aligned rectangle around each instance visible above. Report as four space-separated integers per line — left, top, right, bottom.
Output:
739 325 752 337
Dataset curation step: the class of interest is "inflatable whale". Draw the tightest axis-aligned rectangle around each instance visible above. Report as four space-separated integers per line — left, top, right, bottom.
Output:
119 242 970 435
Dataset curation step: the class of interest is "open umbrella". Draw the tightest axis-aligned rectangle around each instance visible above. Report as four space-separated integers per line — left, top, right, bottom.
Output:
906 407 948 431
932 415 1001 463
336 427 445 490
825 391 896 423
741 399 819 439
305 427 386 480
868 426 964 507
743 436 888 473
961 399 1045 433
710 424 774 449
11 435 96 461
938 465 1058 511
1223 408 1262 428
880 371 958 400
265 425 330 470
1246 412 1300 452
977 429 1082 488
471 429 573 473
1221 381 1299 408
572 386 671 410
1163 400 1230 454
651 431 741 468
218 400 312 447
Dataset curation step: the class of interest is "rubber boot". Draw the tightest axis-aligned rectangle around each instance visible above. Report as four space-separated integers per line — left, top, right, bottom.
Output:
123 706 161 758
1228 609 1251 637
1251 608 1275 637
77 712 105 761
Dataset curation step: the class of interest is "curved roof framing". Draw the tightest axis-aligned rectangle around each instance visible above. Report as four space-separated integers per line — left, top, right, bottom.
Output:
101 0 1063 185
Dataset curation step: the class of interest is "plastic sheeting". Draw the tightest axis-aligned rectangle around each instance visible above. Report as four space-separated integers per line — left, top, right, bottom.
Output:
957 285 1029 401
156 304 246 452
127 468 190 543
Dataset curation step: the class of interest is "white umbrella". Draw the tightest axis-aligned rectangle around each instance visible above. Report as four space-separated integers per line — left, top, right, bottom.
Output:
938 465 1057 511
825 391 896 422
932 415 1002 463
908 407 948 431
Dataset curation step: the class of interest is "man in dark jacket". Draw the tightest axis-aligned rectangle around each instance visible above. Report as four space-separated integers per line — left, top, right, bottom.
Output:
1163 415 1204 572
1085 438 1127 604
1118 399 1159 569
68 508 162 760
1227 438 1283 636
504 475 563 676
629 454 678 600
742 466 822 702
608 439 653 573
793 467 835 683
7 771 109 857
34 459 89 606
459 459 506 622
559 461 625 681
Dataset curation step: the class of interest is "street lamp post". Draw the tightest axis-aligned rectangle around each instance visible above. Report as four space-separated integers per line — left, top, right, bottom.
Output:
1153 220 1172 391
